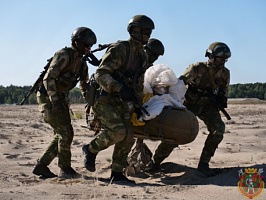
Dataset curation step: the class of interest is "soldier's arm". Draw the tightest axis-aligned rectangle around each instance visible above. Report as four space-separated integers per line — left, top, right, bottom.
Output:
95 43 127 93
179 63 198 85
221 68 230 96
79 61 89 97
43 50 70 102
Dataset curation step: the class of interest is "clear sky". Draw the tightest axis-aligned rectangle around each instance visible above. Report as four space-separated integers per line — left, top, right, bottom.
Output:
0 0 265 87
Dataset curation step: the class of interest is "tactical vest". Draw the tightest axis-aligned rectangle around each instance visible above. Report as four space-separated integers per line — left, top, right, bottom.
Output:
112 40 147 89
185 62 228 105
55 47 85 92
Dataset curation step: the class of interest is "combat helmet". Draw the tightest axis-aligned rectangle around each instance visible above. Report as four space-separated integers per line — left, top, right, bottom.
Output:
205 42 231 58
71 27 97 47
145 38 164 56
127 15 155 33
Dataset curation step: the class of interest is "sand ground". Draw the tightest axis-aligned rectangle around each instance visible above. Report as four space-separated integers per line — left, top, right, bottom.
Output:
0 100 265 200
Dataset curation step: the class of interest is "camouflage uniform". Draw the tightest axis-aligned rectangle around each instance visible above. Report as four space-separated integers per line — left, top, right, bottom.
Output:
88 38 148 173
143 39 177 167
151 61 230 165
180 61 230 163
37 46 88 169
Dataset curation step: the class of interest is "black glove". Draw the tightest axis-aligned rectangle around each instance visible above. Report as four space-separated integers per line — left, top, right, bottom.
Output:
87 54 100 66
51 101 64 115
217 95 228 108
119 86 134 102
134 107 142 119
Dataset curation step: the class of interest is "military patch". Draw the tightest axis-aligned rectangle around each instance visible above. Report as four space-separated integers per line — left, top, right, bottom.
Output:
238 168 264 199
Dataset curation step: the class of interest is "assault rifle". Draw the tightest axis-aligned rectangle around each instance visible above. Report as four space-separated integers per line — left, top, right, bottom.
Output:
129 92 150 117
20 44 111 105
20 58 53 105
83 43 111 66
112 74 150 117
211 87 231 120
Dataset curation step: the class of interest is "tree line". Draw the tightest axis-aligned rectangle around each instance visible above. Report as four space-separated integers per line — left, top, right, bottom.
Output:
228 82 266 100
0 82 265 105
0 85 86 105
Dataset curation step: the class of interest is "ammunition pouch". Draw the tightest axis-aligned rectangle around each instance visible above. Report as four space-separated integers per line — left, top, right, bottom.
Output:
185 86 212 106
55 72 79 92
86 79 100 106
185 88 199 104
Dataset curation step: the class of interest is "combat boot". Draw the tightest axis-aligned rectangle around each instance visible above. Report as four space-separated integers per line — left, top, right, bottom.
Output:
110 171 135 184
59 166 80 178
32 161 57 178
82 144 97 172
197 161 217 177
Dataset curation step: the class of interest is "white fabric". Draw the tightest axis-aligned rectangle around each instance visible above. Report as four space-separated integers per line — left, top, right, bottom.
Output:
140 64 187 121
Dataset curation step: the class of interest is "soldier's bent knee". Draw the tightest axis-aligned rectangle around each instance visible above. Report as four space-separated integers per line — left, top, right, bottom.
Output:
114 129 127 143
216 121 225 135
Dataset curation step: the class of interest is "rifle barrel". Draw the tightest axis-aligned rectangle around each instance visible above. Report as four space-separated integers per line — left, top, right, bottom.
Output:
220 108 231 120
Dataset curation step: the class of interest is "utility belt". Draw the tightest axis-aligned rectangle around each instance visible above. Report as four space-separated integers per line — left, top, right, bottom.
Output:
185 86 214 106
38 84 69 101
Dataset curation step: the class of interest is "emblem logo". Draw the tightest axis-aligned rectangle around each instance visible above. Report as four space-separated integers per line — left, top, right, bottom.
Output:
238 168 264 199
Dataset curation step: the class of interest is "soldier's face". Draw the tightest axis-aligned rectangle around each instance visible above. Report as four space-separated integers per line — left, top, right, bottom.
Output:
214 57 228 68
76 40 92 54
131 27 152 45
146 49 159 64
140 28 152 43
82 43 92 54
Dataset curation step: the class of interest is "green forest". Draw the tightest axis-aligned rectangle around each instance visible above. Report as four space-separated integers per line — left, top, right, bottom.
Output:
0 82 266 105
0 85 86 105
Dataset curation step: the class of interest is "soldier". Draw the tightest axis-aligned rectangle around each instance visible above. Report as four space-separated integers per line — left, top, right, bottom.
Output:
82 15 154 183
143 39 181 172
32 27 97 178
144 38 164 67
180 42 231 176
146 42 231 176
134 38 165 105
134 38 170 171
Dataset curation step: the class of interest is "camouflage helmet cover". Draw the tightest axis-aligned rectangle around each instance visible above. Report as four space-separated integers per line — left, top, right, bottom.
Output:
205 42 231 58
71 27 97 46
127 15 155 33
145 38 164 56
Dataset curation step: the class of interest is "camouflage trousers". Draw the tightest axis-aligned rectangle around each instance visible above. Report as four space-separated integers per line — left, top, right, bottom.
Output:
36 91 74 169
152 103 225 165
152 142 177 165
89 96 135 173
186 103 225 163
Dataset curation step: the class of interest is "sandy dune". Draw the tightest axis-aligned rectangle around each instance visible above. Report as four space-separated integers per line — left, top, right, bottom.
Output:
0 100 265 199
